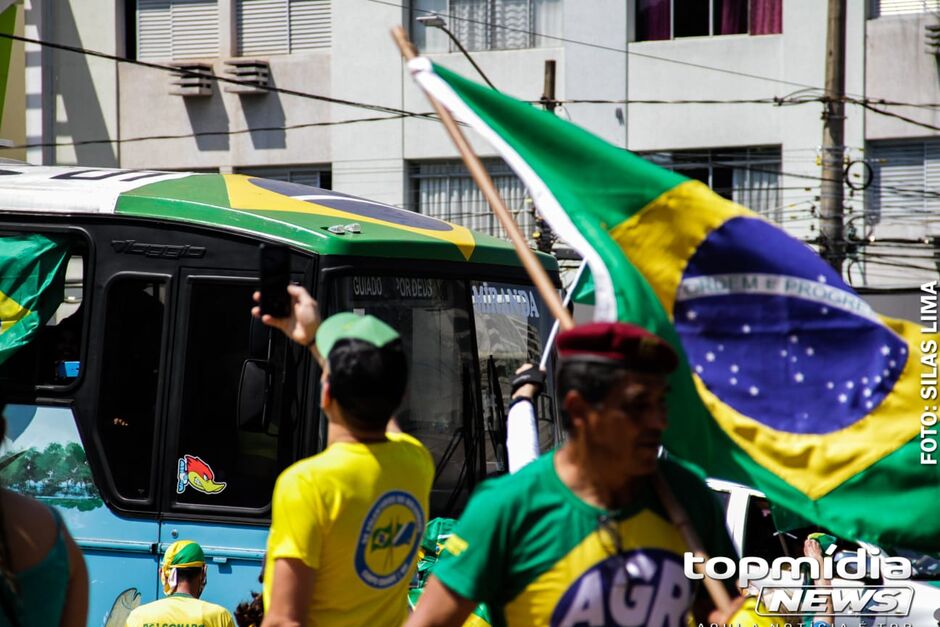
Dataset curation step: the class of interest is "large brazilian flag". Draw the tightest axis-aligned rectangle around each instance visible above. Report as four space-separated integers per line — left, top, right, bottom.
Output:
0 234 69 365
410 58 940 552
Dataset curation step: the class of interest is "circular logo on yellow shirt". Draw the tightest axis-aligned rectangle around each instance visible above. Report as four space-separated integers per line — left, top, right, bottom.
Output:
355 490 424 589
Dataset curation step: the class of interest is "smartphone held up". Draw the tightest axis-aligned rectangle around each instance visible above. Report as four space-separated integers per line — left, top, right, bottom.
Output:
259 243 291 318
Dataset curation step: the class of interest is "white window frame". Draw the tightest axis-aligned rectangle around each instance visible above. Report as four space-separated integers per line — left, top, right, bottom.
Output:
235 0 331 57
871 0 940 17
641 146 783 221
630 0 781 42
411 0 561 52
136 0 221 61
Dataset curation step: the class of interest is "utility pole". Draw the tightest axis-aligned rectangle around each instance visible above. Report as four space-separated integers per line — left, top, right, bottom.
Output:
534 60 557 254
820 0 847 274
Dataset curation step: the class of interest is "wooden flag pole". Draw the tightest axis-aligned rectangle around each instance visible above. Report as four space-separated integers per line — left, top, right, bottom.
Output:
394 25 734 618
653 473 734 614
392 26 574 332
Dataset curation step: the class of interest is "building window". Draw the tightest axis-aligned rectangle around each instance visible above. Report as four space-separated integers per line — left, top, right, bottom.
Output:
412 0 562 52
236 166 331 189
237 0 331 56
408 160 534 241
642 147 782 221
867 139 940 221
634 0 781 41
136 0 220 61
871 0 940 16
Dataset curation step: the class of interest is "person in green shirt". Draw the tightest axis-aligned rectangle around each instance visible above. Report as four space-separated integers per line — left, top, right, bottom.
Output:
406 322 747 627
125 540 235 627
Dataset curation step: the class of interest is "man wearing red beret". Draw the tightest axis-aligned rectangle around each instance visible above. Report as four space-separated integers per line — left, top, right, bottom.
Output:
407 322 741 627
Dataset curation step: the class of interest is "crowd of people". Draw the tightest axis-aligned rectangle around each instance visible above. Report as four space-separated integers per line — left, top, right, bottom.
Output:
0 283 836 627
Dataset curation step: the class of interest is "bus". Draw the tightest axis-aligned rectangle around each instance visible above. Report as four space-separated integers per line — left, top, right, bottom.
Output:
0 165 560 626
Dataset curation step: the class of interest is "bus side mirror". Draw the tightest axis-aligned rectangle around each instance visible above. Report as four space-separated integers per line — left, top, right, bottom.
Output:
237 359 269 433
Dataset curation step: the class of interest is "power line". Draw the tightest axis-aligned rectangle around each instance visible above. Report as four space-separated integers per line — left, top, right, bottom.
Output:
2 114 419 149
0 32 436 121
853 98 940 133
556 97 806 105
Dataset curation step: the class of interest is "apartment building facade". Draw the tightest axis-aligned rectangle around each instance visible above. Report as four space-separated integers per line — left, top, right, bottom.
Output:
13 0 940 287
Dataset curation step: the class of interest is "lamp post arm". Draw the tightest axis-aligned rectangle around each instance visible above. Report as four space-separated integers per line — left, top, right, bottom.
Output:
439 25 498 91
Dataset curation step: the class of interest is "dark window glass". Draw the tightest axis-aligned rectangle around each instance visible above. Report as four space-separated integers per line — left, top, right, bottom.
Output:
714 0 748 35
636 0 671 41
713 489 731 516
742 495 785 562
711 162 735 200
98 278 166 500
674 0 710 37
174 281 281 510
330 275 477 517
749 0 781 35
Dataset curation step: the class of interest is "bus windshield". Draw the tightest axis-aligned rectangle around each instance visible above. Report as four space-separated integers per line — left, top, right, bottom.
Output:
329 274 555 515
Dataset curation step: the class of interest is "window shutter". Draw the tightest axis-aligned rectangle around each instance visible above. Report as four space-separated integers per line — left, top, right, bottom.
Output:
875 0 940 16
288 169 323 187
493 0 532 49
171 0 219 59
289 0 331 51
238 0 289 56
923 141 940 213
869 141 928 216
137 0 172 61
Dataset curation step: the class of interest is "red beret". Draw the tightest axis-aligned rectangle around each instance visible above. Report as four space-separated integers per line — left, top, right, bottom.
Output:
556 322 678 374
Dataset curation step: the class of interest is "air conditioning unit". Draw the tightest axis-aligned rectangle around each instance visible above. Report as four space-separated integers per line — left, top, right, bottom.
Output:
169 63 213 97
926 22 940 55
223 59 270 95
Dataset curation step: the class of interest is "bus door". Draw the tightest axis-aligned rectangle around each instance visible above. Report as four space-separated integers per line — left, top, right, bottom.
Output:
157 267 306 612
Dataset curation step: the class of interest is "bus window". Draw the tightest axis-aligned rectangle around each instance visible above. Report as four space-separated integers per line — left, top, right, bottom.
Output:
329 275 478 515
98 278 167 501
172 281 281 510
471 281 554 462
0 243 85 388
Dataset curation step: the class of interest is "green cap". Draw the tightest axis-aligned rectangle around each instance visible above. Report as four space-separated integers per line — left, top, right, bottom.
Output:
315 312 400 357
808 532 838 552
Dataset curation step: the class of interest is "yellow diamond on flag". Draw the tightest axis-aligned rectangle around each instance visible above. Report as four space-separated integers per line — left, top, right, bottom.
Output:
0 289 29 334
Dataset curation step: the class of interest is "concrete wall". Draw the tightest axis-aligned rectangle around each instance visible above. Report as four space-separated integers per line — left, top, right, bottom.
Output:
330 0 407 207
0 4 26 162
866 12 940 139
51 0 120 166
857 13 940 287
118 53 332 171
563 0 626 147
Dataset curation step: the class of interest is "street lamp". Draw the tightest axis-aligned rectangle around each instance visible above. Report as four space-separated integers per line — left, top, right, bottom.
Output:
416 14 498 91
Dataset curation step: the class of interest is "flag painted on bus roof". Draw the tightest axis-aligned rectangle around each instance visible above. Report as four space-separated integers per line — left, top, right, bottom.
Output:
0 234 69 365
409 58 940 551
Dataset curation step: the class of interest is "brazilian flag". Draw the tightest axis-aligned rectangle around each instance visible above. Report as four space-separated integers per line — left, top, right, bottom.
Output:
0 234 69 365
410 59 940 552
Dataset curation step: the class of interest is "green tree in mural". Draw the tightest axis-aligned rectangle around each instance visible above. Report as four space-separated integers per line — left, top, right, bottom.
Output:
0 442 102 509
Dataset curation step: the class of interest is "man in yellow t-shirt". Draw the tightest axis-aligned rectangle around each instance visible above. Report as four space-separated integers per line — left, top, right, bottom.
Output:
126 540 235 627
253 285 435 627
